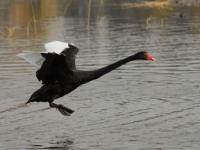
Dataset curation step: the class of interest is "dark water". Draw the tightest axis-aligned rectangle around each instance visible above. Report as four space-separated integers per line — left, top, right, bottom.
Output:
1 1 200 150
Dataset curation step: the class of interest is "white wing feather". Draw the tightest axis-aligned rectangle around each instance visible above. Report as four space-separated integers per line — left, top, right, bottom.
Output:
17 41 73 67
44 41 69 54
17 52 45 66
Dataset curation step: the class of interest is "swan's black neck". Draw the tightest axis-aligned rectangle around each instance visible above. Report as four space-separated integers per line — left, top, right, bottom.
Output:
77 54 138 84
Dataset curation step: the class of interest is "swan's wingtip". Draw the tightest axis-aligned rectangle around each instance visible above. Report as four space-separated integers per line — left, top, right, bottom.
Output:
17 53 25 58
44 41 70 54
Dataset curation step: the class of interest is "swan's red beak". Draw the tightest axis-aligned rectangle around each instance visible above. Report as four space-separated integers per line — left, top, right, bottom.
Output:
145 52 155 61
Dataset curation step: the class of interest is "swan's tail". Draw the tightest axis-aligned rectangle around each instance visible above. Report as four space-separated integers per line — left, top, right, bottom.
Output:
49 102 74 116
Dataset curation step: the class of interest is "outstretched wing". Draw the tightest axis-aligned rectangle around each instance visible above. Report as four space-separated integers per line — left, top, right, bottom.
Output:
17 52 45 67
43 41 78 70
17 41 79 84
36 53 70 84
37 41 79 84
44 41 70 54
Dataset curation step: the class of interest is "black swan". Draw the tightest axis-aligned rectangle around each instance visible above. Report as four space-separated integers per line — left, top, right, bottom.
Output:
18 41 154 116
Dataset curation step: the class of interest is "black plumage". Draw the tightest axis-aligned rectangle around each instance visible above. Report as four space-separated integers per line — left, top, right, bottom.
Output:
26 43 154 116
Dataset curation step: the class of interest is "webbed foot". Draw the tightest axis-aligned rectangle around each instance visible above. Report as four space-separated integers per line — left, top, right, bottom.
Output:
49 102 74 116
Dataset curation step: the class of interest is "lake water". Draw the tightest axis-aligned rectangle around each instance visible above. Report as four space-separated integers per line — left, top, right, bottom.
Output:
1 1 200 150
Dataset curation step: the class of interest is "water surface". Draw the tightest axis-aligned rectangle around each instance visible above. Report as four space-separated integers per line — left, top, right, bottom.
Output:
0 1 200 150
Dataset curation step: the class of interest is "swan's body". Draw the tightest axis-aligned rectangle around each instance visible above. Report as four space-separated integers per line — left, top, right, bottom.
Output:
18 41 154 116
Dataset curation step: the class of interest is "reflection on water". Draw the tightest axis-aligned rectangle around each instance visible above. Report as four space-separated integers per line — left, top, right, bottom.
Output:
29 137 74 150
1 0 200 150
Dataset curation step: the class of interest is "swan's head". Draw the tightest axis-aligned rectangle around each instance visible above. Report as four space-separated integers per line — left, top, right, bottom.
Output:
134 51 155 61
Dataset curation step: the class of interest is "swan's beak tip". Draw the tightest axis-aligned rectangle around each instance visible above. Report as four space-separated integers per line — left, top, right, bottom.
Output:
146 52 155 61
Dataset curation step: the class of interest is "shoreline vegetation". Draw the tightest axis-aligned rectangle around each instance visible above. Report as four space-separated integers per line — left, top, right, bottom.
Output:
123 0 200 9
1 0 200 38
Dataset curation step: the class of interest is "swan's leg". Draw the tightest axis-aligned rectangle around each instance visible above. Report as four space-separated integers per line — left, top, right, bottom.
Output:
49 102 74 116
